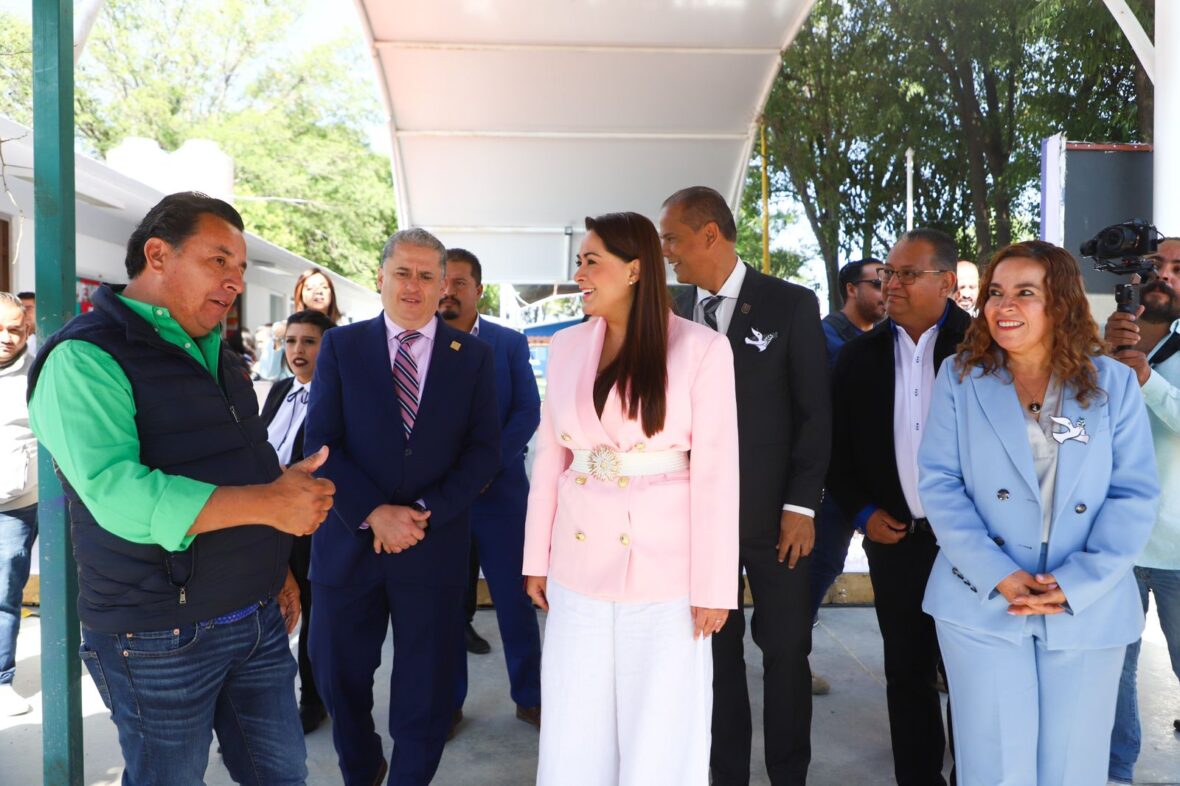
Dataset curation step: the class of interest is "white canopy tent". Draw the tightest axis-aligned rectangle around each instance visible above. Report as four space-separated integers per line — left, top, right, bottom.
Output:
352 0 817 285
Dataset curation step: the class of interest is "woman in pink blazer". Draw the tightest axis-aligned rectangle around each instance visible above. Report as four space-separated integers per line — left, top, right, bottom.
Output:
523 211 739 785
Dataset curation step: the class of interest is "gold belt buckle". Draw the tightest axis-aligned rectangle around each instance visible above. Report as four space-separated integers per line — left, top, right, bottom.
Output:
586 444 621 483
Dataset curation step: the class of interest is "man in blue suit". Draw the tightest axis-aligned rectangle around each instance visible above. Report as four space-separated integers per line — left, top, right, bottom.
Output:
306 228 501 786
440 249 543 731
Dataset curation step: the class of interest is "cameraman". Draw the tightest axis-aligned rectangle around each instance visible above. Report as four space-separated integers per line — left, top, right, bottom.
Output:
1105 236 1180 785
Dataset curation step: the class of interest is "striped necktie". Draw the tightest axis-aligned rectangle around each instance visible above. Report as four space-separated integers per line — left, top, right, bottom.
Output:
701 295 725 331
393 330 422 438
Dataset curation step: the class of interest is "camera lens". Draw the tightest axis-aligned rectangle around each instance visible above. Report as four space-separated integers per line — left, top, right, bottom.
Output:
1099 225 1140 256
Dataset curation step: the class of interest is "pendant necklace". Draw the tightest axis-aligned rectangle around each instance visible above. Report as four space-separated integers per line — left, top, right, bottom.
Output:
1012 374 1048 415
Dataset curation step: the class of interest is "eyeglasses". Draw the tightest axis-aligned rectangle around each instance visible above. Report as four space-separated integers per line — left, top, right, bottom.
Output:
853 279 883 289
876 267 949 285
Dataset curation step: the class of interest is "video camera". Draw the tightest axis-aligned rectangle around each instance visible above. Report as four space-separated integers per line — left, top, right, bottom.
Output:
1080 218 1162 315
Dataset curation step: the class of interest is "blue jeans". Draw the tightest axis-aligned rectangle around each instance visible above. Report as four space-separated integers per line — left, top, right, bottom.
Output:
80 601 307 786
808 496 853 623
1108 566 1180 783
0 503 37 685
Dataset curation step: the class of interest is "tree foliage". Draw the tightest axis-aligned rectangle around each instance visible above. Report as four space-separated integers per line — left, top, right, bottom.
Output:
0 0 395 285
759 0 1150 310
734 161 808 282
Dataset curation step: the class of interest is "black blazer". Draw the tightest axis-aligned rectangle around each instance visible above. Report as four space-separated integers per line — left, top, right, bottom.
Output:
826 302 972 526
260 376 305 466
676 264 832 543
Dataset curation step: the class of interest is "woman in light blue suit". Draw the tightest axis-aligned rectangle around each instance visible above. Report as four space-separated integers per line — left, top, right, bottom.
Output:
918 240 1160 786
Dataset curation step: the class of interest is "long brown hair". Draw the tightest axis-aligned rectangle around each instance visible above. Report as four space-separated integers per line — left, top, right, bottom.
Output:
293 267 341 325
955 240 1104 405
585 212 670 436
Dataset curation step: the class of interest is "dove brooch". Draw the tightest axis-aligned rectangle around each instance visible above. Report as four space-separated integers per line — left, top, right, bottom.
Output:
1050 416 1089 445
745 327 777 352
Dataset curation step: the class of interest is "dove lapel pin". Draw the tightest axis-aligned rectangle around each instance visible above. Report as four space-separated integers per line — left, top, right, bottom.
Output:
1050 416 1089 445
745 327 777 352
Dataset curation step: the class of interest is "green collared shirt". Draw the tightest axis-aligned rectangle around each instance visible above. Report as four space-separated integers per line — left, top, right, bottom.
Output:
29 295 222 552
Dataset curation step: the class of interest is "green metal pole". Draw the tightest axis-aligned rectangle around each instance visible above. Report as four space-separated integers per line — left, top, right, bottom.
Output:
32 0 83 783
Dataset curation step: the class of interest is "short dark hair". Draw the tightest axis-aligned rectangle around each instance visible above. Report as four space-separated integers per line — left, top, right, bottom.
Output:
662 186 737 242
446 248 482 286
898 228 958 272
285 309 334 335
125 192 244 279
16 291 33 301
837 257 884 304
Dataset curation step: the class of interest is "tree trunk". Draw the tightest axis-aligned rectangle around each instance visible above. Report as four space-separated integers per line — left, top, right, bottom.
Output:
1134 60 1153 143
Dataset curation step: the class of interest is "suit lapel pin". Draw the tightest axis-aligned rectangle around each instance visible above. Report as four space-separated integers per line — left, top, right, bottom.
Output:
740 302 752 314
745 327 777 352
450 340 461 351
1050 416 1089 445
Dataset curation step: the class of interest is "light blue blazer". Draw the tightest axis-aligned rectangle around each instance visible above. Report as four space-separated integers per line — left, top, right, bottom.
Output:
918 354 1160 650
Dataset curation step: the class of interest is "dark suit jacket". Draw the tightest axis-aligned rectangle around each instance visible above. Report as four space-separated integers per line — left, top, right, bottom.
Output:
472 318 540 520
827 301 971 526
305 314 501 589
675 264 832 544
260 376 305 466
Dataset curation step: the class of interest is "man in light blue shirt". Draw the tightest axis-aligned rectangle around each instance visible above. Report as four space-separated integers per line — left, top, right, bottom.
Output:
1105 236 1180 784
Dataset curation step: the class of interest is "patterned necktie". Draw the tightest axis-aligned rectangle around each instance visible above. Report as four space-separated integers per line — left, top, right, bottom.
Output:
393 330 422 438
701 295 725 332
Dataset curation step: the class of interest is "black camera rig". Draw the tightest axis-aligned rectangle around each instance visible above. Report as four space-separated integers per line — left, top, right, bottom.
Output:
1080 218 1162 316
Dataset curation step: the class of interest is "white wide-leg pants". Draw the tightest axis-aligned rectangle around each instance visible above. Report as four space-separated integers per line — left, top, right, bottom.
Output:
536 581 713 786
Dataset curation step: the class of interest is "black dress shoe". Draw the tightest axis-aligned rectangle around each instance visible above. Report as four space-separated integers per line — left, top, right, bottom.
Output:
447 708 463 741
465 622 491 655
300 702 327 734
515 704 541 729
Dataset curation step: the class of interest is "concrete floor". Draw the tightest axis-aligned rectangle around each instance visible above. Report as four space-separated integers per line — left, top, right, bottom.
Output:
1 605 1177 785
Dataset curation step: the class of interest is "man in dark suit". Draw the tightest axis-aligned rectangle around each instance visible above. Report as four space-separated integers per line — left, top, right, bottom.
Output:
260 308 336 733
660 186 831 786
827 229 967 786
305 228 501 786
439 248 543 731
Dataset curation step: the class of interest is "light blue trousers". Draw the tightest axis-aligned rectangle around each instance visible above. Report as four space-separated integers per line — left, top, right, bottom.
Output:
936 618 1125 786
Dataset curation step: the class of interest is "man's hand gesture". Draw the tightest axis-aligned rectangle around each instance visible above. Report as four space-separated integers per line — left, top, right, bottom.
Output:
269 446 335 536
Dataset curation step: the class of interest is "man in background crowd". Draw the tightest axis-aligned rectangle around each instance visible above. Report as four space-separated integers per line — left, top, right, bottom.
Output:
17 292 35 354
1106 235 1180 785
440 247 542 734
0 292 37 716
809 257 886 695
955 260 979 315
828 229 967 786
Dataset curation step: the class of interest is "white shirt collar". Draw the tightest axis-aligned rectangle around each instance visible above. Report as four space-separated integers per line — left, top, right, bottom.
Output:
696 258 746 303
471 316 482 336
383 312 438 342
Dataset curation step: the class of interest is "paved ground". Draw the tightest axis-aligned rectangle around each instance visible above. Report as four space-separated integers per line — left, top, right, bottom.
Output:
1 604 1177 785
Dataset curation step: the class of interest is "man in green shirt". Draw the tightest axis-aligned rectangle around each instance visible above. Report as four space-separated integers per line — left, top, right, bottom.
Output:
28 192 334 785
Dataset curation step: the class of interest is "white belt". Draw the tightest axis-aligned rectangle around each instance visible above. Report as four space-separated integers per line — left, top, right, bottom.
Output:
569 445 689 483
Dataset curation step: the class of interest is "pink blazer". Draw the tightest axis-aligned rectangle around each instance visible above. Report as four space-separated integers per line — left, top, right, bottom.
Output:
522 314 740 609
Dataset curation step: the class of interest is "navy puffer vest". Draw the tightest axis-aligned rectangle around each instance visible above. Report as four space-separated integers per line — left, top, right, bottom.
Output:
28 285 290 633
